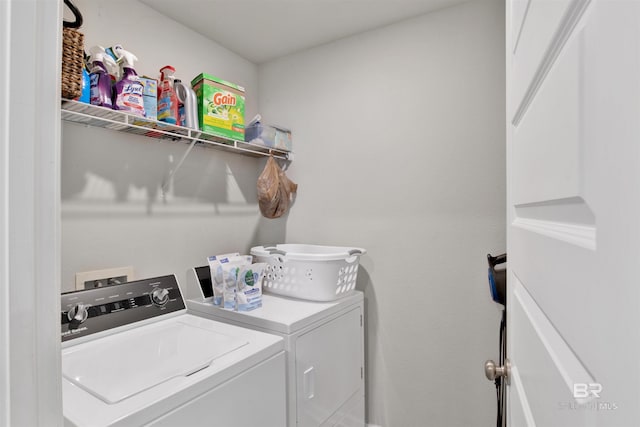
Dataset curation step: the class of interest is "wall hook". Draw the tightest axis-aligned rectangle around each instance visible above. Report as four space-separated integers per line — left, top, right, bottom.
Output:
63 0 83 28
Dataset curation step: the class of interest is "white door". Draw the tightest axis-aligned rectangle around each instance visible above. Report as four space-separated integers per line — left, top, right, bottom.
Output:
506 0 640 426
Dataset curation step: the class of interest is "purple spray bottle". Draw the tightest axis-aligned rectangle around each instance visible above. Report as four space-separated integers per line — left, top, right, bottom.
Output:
88 46 116 108
112 45 145 117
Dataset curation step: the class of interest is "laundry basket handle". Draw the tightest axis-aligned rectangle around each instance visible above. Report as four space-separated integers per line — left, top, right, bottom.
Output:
348 249 363 256
264 247 287 256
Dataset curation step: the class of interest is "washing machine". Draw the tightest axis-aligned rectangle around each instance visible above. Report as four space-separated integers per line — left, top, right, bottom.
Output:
60 274 286 427
185 266 365 427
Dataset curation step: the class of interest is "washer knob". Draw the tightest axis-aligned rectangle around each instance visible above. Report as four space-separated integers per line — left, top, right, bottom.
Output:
151 288 170 306
67 304 89 329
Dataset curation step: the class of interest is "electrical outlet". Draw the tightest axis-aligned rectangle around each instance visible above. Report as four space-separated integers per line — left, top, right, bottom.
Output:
75 266 135 290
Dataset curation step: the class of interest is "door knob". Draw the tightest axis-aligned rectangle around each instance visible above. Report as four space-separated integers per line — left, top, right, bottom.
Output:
485 359 511 384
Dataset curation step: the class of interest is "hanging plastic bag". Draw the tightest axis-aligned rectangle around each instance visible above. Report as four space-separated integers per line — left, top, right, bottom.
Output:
257 156 280 216
257 156 297 218
277 166 297 215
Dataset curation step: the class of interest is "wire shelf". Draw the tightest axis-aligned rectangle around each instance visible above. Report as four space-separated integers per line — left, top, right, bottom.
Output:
61 99 292 161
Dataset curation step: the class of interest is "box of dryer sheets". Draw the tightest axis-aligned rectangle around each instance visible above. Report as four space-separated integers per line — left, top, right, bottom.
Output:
139 77 157 121
191 73 245 141
245 115 292 152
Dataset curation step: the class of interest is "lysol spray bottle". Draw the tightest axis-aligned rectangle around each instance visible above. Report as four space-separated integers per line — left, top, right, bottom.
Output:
88 46 116 108
112 45 145 117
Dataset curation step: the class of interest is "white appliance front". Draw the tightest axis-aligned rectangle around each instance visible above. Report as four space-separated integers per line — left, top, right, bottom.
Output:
186 266 365 427
61 275 287 427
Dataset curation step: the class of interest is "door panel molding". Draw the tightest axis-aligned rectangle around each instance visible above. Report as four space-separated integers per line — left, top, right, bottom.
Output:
511 0 532 54
510 365 537 427
512 218 595 250
514 197 594 226
511 275 594 426
512 22 583 207
512 0 592 126
513 276 595 398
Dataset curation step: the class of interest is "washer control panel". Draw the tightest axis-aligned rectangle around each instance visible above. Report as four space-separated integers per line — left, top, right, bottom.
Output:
60 275 185 342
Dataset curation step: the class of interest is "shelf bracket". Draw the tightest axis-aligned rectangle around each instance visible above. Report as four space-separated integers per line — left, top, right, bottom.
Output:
161 136 199 197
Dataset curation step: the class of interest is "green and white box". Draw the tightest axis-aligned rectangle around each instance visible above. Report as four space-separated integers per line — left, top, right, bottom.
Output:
191 73 245 140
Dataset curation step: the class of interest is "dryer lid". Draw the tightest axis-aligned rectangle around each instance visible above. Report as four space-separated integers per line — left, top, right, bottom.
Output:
62 319 248 404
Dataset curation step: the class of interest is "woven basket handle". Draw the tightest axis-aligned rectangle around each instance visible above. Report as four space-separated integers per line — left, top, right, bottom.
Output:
63 0 83 29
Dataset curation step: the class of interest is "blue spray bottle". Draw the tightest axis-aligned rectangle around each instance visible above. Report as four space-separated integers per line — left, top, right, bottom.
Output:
79 64 90 104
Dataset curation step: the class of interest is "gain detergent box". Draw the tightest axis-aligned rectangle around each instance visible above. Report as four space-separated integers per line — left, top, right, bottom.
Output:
191 73 245 140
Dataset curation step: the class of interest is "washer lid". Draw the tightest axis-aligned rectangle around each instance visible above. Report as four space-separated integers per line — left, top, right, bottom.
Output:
62 319 248 404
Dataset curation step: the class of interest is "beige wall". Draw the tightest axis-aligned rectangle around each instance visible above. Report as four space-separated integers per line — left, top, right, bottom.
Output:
258 1 506 425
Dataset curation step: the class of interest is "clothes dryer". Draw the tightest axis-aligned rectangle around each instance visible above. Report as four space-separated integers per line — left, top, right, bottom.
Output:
186 266 365 427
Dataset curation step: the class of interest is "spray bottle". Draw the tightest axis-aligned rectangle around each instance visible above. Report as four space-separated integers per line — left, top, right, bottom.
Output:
79 59 90 104
104 46 121 81
112 45 145 117
88 46 116 108
157 65 179 124
174 79 199 130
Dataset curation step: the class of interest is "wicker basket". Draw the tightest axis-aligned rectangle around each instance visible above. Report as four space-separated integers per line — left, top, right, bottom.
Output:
61 27 84 100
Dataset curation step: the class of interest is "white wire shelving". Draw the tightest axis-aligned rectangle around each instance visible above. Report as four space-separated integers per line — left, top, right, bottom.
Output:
61 99 292 194
61 99 292 160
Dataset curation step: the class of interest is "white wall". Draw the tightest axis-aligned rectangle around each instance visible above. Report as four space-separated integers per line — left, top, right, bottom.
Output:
61 1 506 425
258 1 506 425
61 0 265 291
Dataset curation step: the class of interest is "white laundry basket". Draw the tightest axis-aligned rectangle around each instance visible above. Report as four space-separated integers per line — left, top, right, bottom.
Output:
250 244 366 301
